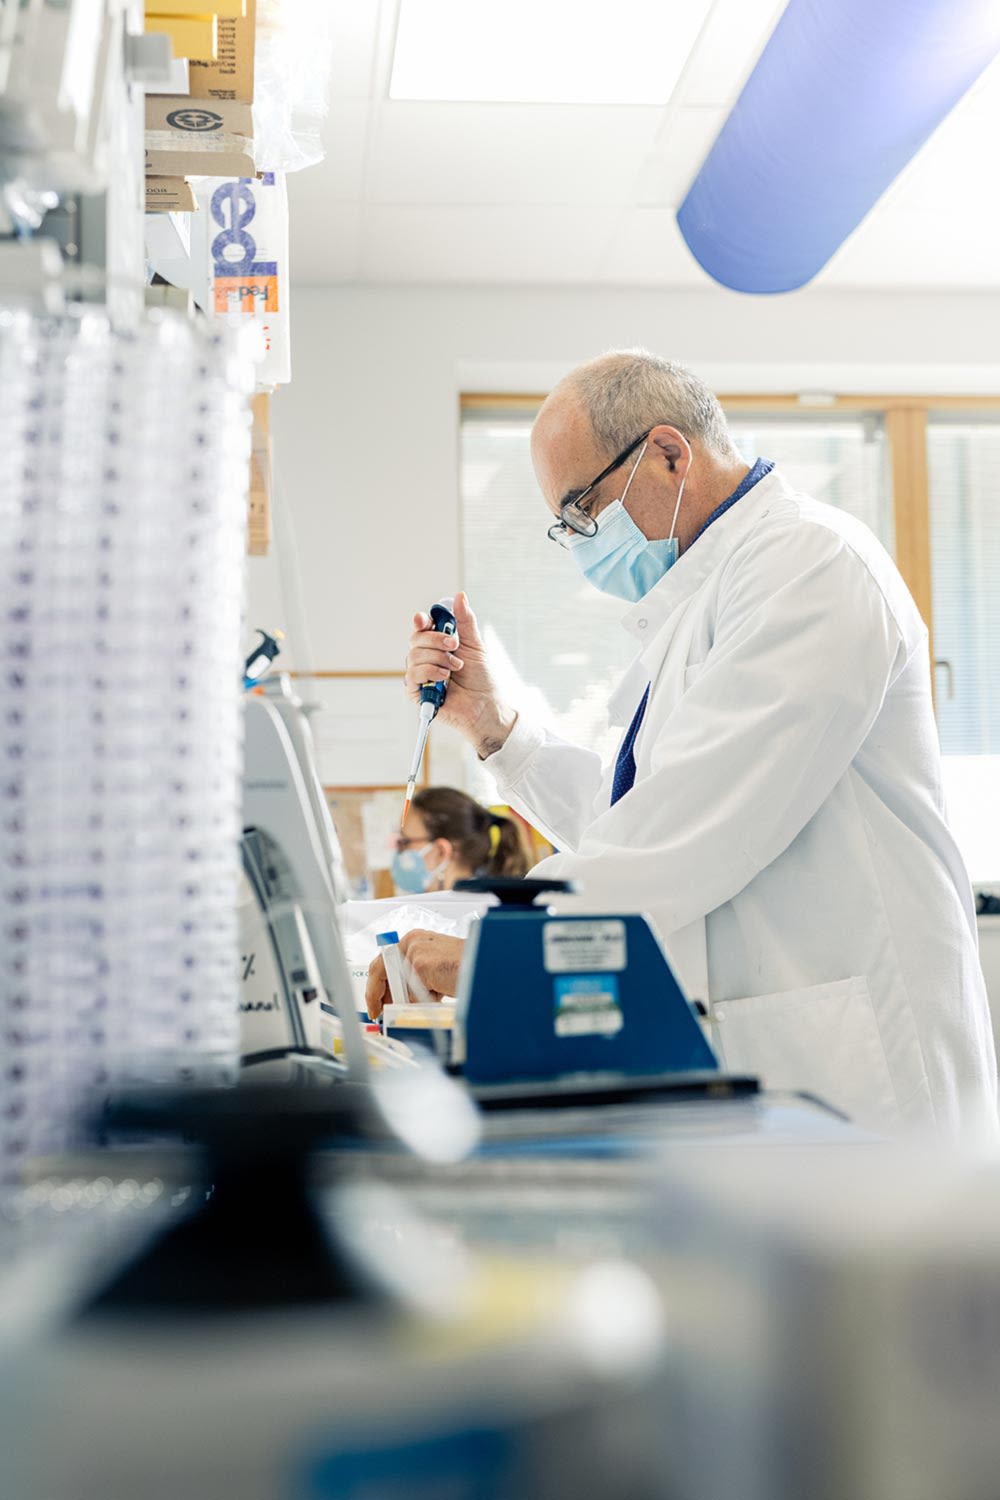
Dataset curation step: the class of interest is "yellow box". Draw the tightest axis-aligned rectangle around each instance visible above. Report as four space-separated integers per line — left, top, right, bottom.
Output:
189 0 254 102
145 13 218 61
146 0 245 15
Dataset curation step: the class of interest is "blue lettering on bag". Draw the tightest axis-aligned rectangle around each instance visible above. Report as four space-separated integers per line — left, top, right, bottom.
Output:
210 180 277 280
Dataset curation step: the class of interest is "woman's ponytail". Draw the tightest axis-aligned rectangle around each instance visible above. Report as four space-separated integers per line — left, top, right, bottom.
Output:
411 786 533 881
483 811 531 878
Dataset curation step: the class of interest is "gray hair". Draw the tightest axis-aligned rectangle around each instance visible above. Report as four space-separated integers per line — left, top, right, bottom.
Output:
560 348 738 460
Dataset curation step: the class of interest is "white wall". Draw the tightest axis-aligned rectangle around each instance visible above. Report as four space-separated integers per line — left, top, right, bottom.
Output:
250 284 1000 676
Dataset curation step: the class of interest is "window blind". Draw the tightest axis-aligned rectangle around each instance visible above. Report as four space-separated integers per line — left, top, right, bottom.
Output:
929 418 1000 883
460 404 634 765
726 412 893 549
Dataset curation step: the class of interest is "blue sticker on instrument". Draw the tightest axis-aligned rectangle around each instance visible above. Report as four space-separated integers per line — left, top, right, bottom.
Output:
299 1422 512 1499
554 974 623 1038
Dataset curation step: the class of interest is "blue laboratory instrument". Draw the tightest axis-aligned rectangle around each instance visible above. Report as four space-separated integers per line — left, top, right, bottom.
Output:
452 878 720 1094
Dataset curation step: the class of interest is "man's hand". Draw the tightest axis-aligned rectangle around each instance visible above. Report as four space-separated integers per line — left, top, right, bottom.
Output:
404 592 517 759
365 930 467 1020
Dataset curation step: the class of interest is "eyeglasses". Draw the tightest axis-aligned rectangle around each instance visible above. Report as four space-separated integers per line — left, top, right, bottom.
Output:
394 834 430 852
547 430 650 547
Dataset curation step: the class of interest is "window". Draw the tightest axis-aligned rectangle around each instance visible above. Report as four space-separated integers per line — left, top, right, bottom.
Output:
460 400 892 774
726 412 893 550
459 394 1000 884
460 402 634 771
929 417 1000 883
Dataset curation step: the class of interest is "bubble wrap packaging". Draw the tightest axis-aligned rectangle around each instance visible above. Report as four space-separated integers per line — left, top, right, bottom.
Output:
0 308 253 1183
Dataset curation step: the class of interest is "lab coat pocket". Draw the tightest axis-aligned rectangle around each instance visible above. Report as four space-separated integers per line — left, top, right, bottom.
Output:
712 976 898 1131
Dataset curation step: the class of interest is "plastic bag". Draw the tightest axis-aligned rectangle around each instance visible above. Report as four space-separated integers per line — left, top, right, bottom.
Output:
252 0 336 174
342 898 489 1009
191 172 291 386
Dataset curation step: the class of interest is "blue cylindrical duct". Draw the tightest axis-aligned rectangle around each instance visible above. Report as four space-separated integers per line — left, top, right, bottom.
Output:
677 0 1000 294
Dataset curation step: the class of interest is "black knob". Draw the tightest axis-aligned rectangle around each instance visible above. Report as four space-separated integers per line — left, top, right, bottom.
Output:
454 876 578 907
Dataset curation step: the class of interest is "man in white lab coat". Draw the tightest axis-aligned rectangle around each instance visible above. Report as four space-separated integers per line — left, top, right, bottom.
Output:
369 350 997 1139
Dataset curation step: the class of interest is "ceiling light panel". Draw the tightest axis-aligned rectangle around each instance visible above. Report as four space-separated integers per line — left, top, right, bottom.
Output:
390 0 714 105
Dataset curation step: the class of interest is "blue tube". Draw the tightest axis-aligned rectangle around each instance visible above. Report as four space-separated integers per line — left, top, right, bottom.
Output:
677 0 1000 294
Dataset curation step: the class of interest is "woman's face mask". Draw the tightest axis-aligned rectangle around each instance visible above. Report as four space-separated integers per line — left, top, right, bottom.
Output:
391 843 446 895
567 439 691 604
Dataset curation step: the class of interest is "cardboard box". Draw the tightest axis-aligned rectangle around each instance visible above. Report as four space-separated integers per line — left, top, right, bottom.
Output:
145 95 254 177
144 13 218 62
248 393 272 557
188 0 255 102
145 175 196 212
148 0 245 14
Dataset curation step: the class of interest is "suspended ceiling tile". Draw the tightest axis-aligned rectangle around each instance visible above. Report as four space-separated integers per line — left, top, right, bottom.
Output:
597 207 717 285
635 105 727 206
872 58 1000 216
680 0 790 106
288 200 363 284
360 203 609 282
818 63 1000 288
367 102 666 205
290 100 371 204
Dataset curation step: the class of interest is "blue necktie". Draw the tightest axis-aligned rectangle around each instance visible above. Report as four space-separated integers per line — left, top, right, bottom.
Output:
611 685 649 806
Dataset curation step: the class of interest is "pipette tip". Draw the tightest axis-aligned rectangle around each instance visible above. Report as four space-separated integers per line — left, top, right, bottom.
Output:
400 781 415 828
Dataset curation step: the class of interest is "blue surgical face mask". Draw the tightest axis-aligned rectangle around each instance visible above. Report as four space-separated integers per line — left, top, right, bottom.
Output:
391 844 445 895
568 440 690 604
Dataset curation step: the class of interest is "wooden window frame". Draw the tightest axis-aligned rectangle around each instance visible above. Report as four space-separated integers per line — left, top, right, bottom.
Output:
461 391 1000 643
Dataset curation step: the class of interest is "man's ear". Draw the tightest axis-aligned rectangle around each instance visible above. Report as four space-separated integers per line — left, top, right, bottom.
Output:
648 425 689 476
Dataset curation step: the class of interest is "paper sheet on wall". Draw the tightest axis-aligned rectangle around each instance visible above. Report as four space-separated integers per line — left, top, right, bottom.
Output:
295 676 417 789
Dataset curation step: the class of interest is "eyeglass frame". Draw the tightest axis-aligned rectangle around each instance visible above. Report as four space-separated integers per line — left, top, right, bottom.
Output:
546 429 651 546
393 834 433 852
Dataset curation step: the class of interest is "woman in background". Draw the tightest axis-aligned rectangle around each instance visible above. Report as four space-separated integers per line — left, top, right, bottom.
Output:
391 786 531 895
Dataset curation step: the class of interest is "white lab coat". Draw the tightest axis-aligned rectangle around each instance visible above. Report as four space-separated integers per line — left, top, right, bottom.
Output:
486 467 997 1138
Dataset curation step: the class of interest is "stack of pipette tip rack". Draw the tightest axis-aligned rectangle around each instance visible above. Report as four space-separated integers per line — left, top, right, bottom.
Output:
0 308 254 1191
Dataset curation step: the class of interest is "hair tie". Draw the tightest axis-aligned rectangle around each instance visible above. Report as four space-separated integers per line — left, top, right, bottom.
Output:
488 823 502 855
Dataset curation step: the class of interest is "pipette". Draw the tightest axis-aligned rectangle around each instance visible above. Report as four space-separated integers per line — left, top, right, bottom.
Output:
242 628 284 690
401 598 457 827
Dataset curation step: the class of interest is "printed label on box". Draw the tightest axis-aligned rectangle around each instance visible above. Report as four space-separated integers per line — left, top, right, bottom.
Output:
554 975 623 1037
543 919 627 974
189 0 255 102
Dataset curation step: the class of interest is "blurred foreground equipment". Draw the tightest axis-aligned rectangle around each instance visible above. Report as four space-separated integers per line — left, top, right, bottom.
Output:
3 1083 670 1500
651 1145 1000 1500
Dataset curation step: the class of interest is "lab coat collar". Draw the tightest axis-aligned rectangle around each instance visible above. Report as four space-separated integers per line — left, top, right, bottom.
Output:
620 466 789 645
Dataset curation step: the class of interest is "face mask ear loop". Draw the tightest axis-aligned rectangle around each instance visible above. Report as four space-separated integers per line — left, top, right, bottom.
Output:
618 441 647 513
667 436 694 543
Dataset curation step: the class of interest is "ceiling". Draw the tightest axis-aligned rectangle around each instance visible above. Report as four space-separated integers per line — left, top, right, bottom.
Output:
287 0 1000 290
